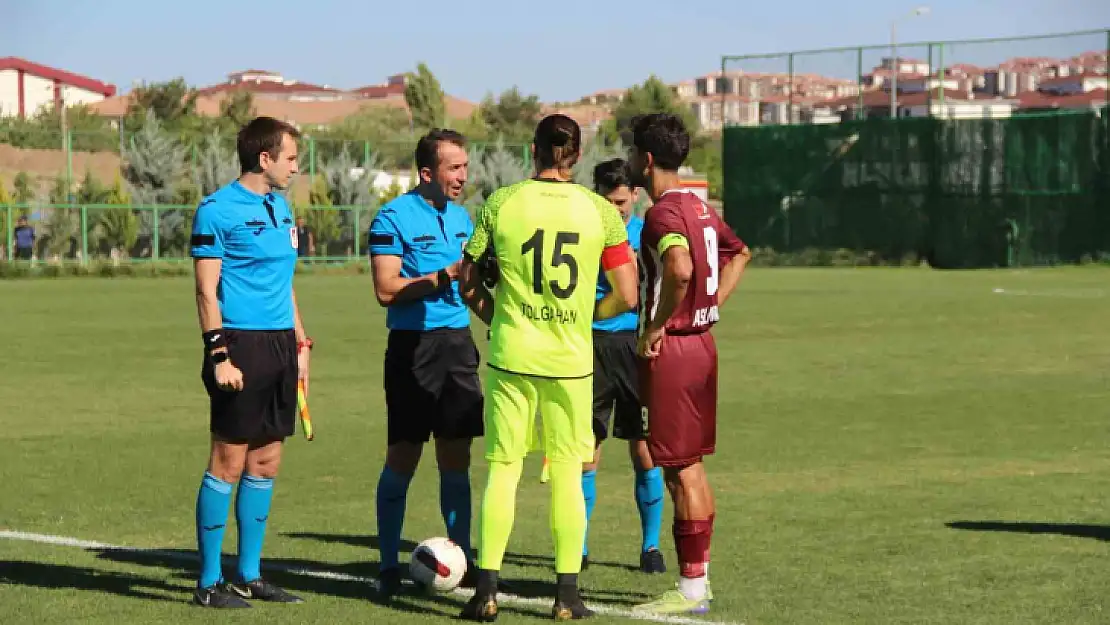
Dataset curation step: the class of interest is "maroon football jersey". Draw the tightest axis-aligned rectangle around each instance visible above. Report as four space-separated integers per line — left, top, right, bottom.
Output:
639 190 746 334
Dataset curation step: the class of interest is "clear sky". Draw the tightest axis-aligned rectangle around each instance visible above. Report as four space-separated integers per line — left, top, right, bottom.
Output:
4 0 1109 103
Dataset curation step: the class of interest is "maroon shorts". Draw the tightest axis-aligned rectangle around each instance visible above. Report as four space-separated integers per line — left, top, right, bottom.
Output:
639 332 718 468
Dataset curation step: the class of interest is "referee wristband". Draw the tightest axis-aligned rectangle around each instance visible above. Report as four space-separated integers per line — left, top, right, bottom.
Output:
202 329 227 351
437 268 451 290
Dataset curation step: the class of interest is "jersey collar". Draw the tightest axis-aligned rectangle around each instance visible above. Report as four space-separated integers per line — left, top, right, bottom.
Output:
231 180 278 205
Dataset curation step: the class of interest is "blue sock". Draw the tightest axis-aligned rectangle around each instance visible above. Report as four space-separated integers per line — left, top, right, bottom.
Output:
235 474 275 583
196 472 233 588
581 470 597 556
376 466 412 571
635 467 664 552
439 470 473 561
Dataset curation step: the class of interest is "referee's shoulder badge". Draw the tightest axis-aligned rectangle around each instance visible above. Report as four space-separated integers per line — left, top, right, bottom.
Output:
289 226 299 249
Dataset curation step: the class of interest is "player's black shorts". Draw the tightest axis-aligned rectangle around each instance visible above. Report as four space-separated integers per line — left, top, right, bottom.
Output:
384 328 484 445
201 329 298 442
592 330 645 443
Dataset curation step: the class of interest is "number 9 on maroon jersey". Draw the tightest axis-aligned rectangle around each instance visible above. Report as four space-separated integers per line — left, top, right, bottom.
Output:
638 190 745 467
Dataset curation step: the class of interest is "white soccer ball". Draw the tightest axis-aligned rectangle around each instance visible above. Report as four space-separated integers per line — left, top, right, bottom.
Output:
409 537 468 592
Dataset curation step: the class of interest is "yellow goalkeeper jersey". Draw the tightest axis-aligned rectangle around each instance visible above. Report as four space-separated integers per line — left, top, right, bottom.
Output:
465 178 628 379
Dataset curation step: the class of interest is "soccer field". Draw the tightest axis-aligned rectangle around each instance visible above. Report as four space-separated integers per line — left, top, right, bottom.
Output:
1 267 1108 625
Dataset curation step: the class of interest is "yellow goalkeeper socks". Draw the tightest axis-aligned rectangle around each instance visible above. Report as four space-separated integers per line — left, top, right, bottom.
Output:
548 459 587 574
476 459 523 571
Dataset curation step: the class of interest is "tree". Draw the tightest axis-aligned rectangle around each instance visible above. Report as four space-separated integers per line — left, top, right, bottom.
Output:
48 175 70 204
464 138 530 211
450 109 492 142
124 78 199 131
76 170 110 204
194 130 239 197
122 110 189 256
404 63 446 131
305 175 340 255
571 138 627 188
219 91 256 130
606 75 698 144
95 175 139 261
122 110 188 205
13 172 34 204
479 87 543 141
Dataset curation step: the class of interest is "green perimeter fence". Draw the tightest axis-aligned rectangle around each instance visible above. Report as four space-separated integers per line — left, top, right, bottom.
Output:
0 203 378 264
723 111 1109 268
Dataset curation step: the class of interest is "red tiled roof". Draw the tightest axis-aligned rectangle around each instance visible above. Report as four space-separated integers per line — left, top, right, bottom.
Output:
821 88 1003 109
196 81 342 97
1039 72 1107 88
353 84 407 98
0 57 116 96
1017 88 1109 109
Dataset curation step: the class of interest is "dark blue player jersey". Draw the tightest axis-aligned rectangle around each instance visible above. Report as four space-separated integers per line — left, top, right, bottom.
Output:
368 191 473 331
190 181 297 330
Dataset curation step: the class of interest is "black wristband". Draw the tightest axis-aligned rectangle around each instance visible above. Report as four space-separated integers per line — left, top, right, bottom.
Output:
202 329 227 351
437 268 451 290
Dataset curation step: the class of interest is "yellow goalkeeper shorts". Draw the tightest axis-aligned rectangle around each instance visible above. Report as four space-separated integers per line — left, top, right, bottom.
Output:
483 367 594 464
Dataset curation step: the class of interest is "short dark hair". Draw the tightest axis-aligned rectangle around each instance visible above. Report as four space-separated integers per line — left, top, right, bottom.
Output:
632 113 690 171
533 114 581 171
415 128 468 171
237 116 300 174
593 158 630 193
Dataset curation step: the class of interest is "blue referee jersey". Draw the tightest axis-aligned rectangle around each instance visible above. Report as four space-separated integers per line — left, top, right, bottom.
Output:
368 191 473 331
593 214 643 333
190 181 297 330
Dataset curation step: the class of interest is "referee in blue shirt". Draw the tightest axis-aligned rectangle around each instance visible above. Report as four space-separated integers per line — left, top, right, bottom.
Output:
190 116 312 609
580 159 667 575
368 129 483 598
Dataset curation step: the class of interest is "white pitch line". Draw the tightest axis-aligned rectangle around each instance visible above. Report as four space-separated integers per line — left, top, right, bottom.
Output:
0 529 740 625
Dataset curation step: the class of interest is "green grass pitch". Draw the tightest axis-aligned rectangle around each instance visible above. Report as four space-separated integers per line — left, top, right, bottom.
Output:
1 267 1108 624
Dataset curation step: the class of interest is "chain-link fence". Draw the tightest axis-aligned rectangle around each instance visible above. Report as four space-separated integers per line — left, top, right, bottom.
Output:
718 28 1108 127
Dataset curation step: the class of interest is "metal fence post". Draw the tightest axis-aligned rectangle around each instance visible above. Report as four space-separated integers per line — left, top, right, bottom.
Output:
353 206 361 261
5 204 12 261
152 207 160 260
66 130 74 203
787 53 795 125
937 43 946 113
80 205 88 265
857 47 865 121
927 44 934 117
309 138 317 180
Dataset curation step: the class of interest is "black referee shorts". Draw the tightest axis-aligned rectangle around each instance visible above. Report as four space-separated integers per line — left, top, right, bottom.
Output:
384 328 484 445
592 330 645 444
202 329 298 442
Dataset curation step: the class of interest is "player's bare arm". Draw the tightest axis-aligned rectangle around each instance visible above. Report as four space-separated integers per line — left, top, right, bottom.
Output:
292 289 311 397
194 257 243 392
370 253 459 307
716 245 752 306
458 255 495 326
595 260 638 320
639 244 693 359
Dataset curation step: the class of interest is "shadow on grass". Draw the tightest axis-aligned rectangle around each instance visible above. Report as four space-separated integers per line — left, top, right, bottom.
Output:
89 547 558 619
947 521 1110 541
284 531 641 574
0 560 183 604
